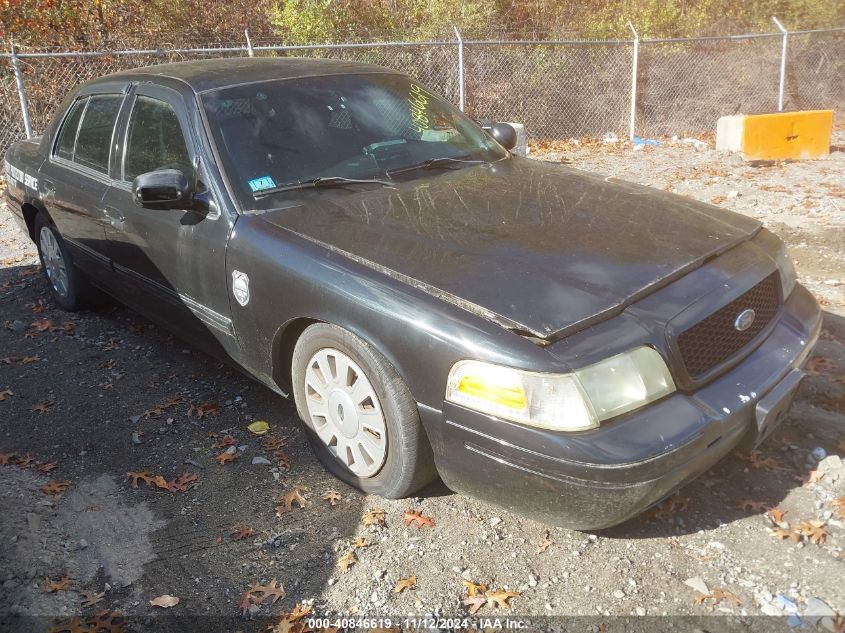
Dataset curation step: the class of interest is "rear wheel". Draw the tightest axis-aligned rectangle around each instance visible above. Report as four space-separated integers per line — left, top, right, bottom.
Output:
34 213 92 311
292 323 437 498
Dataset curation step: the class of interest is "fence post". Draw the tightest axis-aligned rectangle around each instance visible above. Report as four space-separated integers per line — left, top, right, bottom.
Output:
453 25 465 111
10 39 34 139
627 21 639 141
772 17 787 111
244 29 255 57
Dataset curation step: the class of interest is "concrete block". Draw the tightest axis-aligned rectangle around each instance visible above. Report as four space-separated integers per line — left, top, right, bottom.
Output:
716 115 745 152
716 110 833 161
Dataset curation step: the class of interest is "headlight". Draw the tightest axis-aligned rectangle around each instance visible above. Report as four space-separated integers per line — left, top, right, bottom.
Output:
773 240 797 299
445 347 675 432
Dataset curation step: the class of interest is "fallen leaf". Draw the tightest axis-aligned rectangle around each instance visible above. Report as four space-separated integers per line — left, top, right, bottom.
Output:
394 576 416 593
0 389 12 401
805 356 834 376
243 579 286 607
37 461 58 474
262 434 289 451
275 451 291 470
799 520 830 545
351 537 369 549
237 591 258 615
247 420 270 435
21 355 40 364
403 510 435 529
31 402 52 413
80 590 105 607
0 453 17 465
214 435 236 449
766 507 788 524
741 450 787 470
463 594 486 614
362 508 387 527
322 490 342 506
149 595 179 608
231 525 253 541
735 499 772 513
275 487 307 516
43 576 72 593
485 589 520 609
771 527 801 543
46 617 94 633
337 550 357 573
16 453 34 467
537 530 553 553
190 401 221 418
166 472 200 493
463 580 489 597
215 451 238 465
41 480 70 495
267 604 314 633
89 610 126 633
651 492 689 519
833 497 845 519
31 318 53 332
697 588 741 608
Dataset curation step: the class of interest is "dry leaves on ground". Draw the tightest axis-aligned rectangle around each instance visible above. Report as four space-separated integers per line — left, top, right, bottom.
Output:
266 604 313 633
31 402 52 413
833 497 845 519
238 579 286 614
322 490 342 506
80 590 105 607
694 588 742 608
275 487 307 517
126 471 199 493
351 537 369 549
230 525 253 541
537 530 554 553
0 389 12 401
462 581 519 614
214 451 238 465
362 508 387 527
41 480 70 496
403 510 435 529
771 527 802 543
735 499 772 512
800 520 830 545
43 576 72 593
766 507 788 525
337 550 357 573
149 595 179 608
394 576 416 593
189 401 221 418
48 612 126 633
650 492 689 519
740 450 788 471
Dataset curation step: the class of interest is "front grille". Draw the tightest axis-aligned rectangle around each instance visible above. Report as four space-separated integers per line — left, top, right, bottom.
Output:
677 272 780 377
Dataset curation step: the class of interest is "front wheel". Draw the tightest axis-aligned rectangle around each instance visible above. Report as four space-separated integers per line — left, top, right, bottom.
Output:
291 323 437 498
34 213 93 311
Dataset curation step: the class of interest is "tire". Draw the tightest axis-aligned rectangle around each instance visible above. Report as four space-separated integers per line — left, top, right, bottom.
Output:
34 213 93 311
292 323 437 498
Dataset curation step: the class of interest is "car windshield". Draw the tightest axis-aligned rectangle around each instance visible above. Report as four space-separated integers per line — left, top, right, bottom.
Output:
201 73 508 209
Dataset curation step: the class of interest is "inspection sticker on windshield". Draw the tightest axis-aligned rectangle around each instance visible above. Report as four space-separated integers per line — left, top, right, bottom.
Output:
248 176 276 192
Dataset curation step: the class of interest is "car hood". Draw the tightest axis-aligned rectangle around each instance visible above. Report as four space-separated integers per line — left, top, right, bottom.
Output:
256 157 761 340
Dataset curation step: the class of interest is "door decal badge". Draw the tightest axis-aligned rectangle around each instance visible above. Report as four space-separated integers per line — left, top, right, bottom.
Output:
232 270 250 306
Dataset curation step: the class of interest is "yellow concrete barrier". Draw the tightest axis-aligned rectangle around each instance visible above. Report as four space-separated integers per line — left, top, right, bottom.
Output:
716 110 834 161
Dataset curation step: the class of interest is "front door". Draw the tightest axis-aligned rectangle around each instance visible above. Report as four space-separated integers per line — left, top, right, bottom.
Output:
101 84 235 354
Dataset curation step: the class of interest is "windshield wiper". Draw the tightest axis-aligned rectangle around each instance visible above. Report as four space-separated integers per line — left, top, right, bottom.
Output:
253 176 394 198
386 156 488 177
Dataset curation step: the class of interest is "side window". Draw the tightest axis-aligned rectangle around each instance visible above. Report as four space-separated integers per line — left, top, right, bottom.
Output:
123 96 192 181
74 95 123 173
54 98 87 161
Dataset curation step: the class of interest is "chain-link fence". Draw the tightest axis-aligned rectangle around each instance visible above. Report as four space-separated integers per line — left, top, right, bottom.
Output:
2 24 844 158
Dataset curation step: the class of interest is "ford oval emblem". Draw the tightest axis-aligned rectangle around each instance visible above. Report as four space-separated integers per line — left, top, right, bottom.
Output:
734 308 756 332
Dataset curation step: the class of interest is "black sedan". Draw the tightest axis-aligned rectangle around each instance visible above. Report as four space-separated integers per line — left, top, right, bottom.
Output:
4 58 821 529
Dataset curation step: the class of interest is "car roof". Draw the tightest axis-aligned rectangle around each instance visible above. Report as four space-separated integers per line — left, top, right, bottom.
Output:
99 57 398 93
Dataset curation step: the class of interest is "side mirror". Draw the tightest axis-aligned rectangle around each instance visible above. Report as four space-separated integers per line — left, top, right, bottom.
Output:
132 169 193 209
490 122 518 151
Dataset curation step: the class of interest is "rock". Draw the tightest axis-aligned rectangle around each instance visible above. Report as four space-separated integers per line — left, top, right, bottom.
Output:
804 597 836 625
129 415 142 424
635 607 646 616
225 446 237 455
613 590 625 599
26 513 41 532
327 578 336 586
11 320 26 333
131 431 143 445
818 455 842 473
184 459 203 469
489 517 502 527
528 574 538 588
684 577 709 595
78 539 89 550
251 456 272 466
238 445 248 452
761 603 783 616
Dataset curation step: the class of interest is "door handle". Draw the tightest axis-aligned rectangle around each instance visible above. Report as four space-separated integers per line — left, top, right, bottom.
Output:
103 208 125 231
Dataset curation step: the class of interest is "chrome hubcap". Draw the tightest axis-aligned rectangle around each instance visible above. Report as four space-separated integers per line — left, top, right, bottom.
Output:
304 348 387 478
39 227 68 298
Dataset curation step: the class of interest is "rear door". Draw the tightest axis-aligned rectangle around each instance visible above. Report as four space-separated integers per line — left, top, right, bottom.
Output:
101 83 235 352
39 85 128 280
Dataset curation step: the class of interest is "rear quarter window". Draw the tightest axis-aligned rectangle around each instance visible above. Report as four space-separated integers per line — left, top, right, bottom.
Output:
55 98 86 161
73 95 123 173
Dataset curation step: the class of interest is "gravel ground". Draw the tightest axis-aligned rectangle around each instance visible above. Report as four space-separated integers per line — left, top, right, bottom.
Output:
1 136 844 633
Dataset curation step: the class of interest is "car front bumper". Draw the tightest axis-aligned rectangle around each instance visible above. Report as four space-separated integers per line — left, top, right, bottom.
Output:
430 283 822 530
